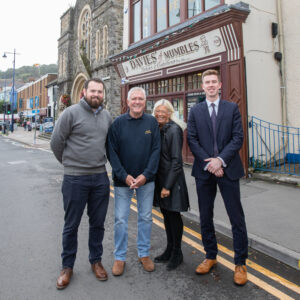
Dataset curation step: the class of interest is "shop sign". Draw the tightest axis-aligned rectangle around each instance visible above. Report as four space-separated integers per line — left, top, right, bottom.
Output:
122 28 226 77
43 117 53 133
39 108 47 116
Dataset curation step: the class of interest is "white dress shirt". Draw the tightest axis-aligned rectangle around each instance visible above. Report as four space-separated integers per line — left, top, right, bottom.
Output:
204 98 226 170
206 98 220 117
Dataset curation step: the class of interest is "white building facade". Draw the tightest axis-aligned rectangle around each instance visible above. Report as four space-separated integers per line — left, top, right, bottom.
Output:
0 86 12 103
45 80 58 119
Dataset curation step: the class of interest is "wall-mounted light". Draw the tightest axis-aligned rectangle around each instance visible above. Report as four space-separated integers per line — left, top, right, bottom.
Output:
274 52 282 62
272 22 278 38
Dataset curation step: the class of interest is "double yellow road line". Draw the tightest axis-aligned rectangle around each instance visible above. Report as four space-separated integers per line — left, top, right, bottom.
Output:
109 186 299 300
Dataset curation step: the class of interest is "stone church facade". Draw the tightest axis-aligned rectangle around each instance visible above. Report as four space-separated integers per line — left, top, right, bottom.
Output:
57 0 123 118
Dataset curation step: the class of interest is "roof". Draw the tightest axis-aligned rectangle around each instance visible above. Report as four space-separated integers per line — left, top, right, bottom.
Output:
45 79 58 88
17 73 58 92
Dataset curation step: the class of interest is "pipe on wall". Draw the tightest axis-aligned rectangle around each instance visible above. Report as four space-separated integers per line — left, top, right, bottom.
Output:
276 0 287 126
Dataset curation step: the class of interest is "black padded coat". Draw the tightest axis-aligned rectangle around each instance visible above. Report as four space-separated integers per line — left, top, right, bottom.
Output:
153 120 189 212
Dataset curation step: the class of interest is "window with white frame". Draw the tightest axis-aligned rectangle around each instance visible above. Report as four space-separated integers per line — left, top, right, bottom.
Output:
131 0 222 43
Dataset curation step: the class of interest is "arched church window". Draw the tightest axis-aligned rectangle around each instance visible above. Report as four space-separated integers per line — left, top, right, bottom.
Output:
95 30 100 61
59 54 63 75
63 52 67 75
102 25 108 59
79 8 91 60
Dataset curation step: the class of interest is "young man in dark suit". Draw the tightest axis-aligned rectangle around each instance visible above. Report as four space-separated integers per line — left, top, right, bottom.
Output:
187 69 248 285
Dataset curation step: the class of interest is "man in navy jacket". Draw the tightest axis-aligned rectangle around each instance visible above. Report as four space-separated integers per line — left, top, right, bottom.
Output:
107 87 160 276
187 69 248 285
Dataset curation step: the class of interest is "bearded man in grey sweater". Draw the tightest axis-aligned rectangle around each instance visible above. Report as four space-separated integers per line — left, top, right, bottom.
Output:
51 78 112 289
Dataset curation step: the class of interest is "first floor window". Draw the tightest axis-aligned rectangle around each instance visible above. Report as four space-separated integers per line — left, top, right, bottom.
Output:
131 0 223 43
143 0 151 38
157 0 167 32
134 1 141 42
205 0 221 10
169 0 180 26
188 0 202 17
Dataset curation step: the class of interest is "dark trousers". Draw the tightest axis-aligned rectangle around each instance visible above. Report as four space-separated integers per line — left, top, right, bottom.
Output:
195 175 248 265
161 208 183 250
61 172 110 269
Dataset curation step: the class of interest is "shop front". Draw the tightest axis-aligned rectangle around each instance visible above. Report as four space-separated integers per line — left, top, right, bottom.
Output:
111 5 249 170
39 108 48 123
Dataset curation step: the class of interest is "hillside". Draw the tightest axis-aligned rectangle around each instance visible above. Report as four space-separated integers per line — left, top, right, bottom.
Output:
0 64 58 86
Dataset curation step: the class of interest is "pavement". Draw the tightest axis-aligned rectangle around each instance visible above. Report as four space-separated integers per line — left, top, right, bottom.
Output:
1 127 51 150
1 128 300 270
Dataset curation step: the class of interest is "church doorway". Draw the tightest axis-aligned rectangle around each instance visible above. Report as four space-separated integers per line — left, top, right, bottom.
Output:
71 73 88 104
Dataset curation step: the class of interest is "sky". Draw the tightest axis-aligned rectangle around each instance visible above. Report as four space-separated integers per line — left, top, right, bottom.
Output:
0 0 76 72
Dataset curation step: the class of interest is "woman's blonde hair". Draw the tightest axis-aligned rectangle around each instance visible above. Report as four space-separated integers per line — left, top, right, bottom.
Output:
152 99 187 131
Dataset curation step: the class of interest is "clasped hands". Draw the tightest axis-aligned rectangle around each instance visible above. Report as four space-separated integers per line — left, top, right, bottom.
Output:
160 187 170 198
126 174 147 189
204 157 224 177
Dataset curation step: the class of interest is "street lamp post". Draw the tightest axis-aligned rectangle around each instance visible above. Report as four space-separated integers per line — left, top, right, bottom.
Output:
3 49 19 133
3 79 6 125
53 85 58 128
1 79 7 134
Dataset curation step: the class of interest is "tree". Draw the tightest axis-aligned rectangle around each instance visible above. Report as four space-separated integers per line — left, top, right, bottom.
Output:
0 64 58 83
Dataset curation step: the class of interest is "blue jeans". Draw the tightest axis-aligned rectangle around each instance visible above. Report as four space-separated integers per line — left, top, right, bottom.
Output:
114 182 154 261
61 172 110 268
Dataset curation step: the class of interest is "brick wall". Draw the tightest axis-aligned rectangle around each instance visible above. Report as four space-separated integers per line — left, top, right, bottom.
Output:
17 74 58 115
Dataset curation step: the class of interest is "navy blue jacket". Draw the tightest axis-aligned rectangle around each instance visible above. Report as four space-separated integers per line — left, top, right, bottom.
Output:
187 100 244 181
107 112 161 187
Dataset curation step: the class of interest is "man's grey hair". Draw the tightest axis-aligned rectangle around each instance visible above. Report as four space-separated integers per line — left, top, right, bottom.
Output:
127 87 146 101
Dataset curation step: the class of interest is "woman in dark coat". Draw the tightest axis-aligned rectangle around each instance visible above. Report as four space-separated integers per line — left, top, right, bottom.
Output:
153 99 189 270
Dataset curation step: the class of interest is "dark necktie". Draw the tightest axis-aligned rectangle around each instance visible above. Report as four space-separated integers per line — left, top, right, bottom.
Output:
211 103 218 157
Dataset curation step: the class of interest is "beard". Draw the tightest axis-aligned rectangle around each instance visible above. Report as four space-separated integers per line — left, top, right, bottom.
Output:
85 96 103 108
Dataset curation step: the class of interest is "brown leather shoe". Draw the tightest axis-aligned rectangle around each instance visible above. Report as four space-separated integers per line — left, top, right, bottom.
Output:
56 268 73 290
91 261 108 281
234 265 248 286
195 259 217 274
138 256 155 272
112 260 125 276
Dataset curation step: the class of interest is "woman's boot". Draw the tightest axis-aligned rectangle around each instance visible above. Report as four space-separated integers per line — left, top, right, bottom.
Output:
166 248 183 270
154 244 172 263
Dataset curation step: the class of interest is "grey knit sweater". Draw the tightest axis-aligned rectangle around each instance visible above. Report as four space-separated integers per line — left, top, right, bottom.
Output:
50 98 112 175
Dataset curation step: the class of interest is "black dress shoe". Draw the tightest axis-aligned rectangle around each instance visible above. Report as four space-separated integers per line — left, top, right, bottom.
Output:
167 248 183 270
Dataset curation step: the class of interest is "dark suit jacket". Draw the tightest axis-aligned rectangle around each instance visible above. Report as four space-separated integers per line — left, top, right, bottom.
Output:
187 100 244 181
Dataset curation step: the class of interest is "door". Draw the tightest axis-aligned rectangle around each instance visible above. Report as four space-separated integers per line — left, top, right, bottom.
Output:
184 92 206 163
